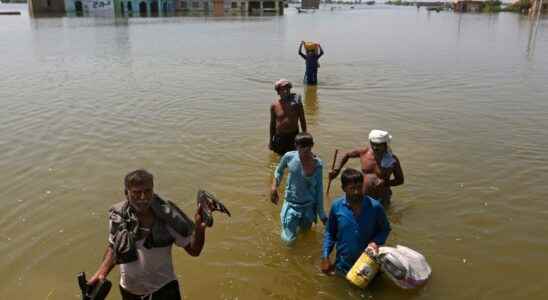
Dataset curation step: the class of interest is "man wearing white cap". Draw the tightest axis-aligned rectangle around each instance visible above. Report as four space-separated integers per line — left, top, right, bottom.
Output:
328 129 404 206
269 79 307 156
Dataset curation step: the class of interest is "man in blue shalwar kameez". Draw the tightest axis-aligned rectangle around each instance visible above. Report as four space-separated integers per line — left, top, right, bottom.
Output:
271 132 327 245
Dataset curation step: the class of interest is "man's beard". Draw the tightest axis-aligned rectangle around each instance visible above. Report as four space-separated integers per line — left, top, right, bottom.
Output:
348 194 362 204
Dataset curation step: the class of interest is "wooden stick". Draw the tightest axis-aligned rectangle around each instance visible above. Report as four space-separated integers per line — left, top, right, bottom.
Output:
326 149 339 197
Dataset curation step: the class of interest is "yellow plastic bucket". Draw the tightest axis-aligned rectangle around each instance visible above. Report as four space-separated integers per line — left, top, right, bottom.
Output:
346 252 380 288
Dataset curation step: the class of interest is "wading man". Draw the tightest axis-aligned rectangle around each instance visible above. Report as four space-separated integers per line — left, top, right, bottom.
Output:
271 133 326 245
88 169 207 300
269 79 307 156
321 168 391 275
298 41 324 85
329 130 404 206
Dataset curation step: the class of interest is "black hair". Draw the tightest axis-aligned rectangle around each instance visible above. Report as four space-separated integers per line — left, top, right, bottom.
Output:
341 168 363 189
124 169 154 190
295 132 314 148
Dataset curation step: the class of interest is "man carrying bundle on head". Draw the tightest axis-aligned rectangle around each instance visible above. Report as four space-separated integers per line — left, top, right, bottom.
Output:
329 130 404 206
269 79 307 156
271 132 327 245
299 41 324 85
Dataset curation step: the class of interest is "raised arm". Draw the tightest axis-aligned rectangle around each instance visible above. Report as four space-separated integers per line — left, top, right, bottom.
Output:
298 41 306 60
184 211 206 257
318 45 324 59
328 148 365 180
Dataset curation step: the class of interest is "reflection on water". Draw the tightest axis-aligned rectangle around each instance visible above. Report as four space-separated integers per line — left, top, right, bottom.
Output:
1 4 548 300
303 84 319 126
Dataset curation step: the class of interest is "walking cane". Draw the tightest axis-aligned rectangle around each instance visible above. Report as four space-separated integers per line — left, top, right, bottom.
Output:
326 149 339 197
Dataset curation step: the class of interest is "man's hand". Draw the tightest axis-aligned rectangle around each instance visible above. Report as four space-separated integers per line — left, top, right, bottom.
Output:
320 258 334 275
270 187 279 205
366 242 379 256
328 168 340 180
87 272 105 286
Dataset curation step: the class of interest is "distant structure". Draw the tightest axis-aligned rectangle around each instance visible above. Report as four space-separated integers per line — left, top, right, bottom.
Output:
301 0 319 9
452 0 485 12
28 0 285 15
28 0 66 16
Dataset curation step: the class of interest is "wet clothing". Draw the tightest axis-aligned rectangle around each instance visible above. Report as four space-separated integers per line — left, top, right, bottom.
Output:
275 151 326 244
299 49 324 85
108 195 194 264
120 280 181 300
271 131 298 156
322 195 391 274
107 196 193 296
270 94 303 156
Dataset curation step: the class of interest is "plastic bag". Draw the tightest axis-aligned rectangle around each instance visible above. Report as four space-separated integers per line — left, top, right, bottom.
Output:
378 245 431 289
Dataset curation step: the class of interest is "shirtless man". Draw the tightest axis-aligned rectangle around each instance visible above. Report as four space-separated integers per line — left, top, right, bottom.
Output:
329 130 404 206
269 79 307 156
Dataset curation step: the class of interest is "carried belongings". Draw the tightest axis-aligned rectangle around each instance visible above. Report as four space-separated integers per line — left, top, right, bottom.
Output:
304 41 319 52
377 245 432 289
346 249 380 288
197 190 231 227
77 272 111 300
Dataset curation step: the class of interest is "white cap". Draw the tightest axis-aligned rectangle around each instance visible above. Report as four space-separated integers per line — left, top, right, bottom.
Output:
369 129 392 144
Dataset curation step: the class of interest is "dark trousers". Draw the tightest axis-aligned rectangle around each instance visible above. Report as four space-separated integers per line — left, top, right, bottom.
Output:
120 280 181 300
271 131 298 156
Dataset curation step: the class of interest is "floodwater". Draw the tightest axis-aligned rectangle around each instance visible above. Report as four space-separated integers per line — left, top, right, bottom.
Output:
1 3 548 299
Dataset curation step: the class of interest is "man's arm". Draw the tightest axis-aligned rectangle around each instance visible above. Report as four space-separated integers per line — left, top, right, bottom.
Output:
320 207 337 274
87 246 115 285
298 98 307 133
184 212 206 257
389 155 404 187
318 45 324 59
269 104 276 150
329 148 365 179
315 164 327 224
372 205 391 246
298 41 306 59
271 153 290 204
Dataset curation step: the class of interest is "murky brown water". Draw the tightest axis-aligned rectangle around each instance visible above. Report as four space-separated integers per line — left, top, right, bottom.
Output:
1 3 548 299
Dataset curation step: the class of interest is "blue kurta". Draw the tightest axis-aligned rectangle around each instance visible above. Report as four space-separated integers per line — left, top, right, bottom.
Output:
322 195 391 274
275 151 326 244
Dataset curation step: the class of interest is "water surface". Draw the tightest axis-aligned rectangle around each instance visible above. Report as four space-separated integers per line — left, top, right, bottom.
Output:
1 4 547 299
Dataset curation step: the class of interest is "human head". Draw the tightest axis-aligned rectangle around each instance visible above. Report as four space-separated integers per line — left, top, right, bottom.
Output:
295 132 314 158
369 129 391 158
341 168 364 203
124 169 154 213
274 78 292 99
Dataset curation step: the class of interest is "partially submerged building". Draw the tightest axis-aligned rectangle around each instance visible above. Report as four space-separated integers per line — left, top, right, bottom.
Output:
452 0 485 12
29 0 285 15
